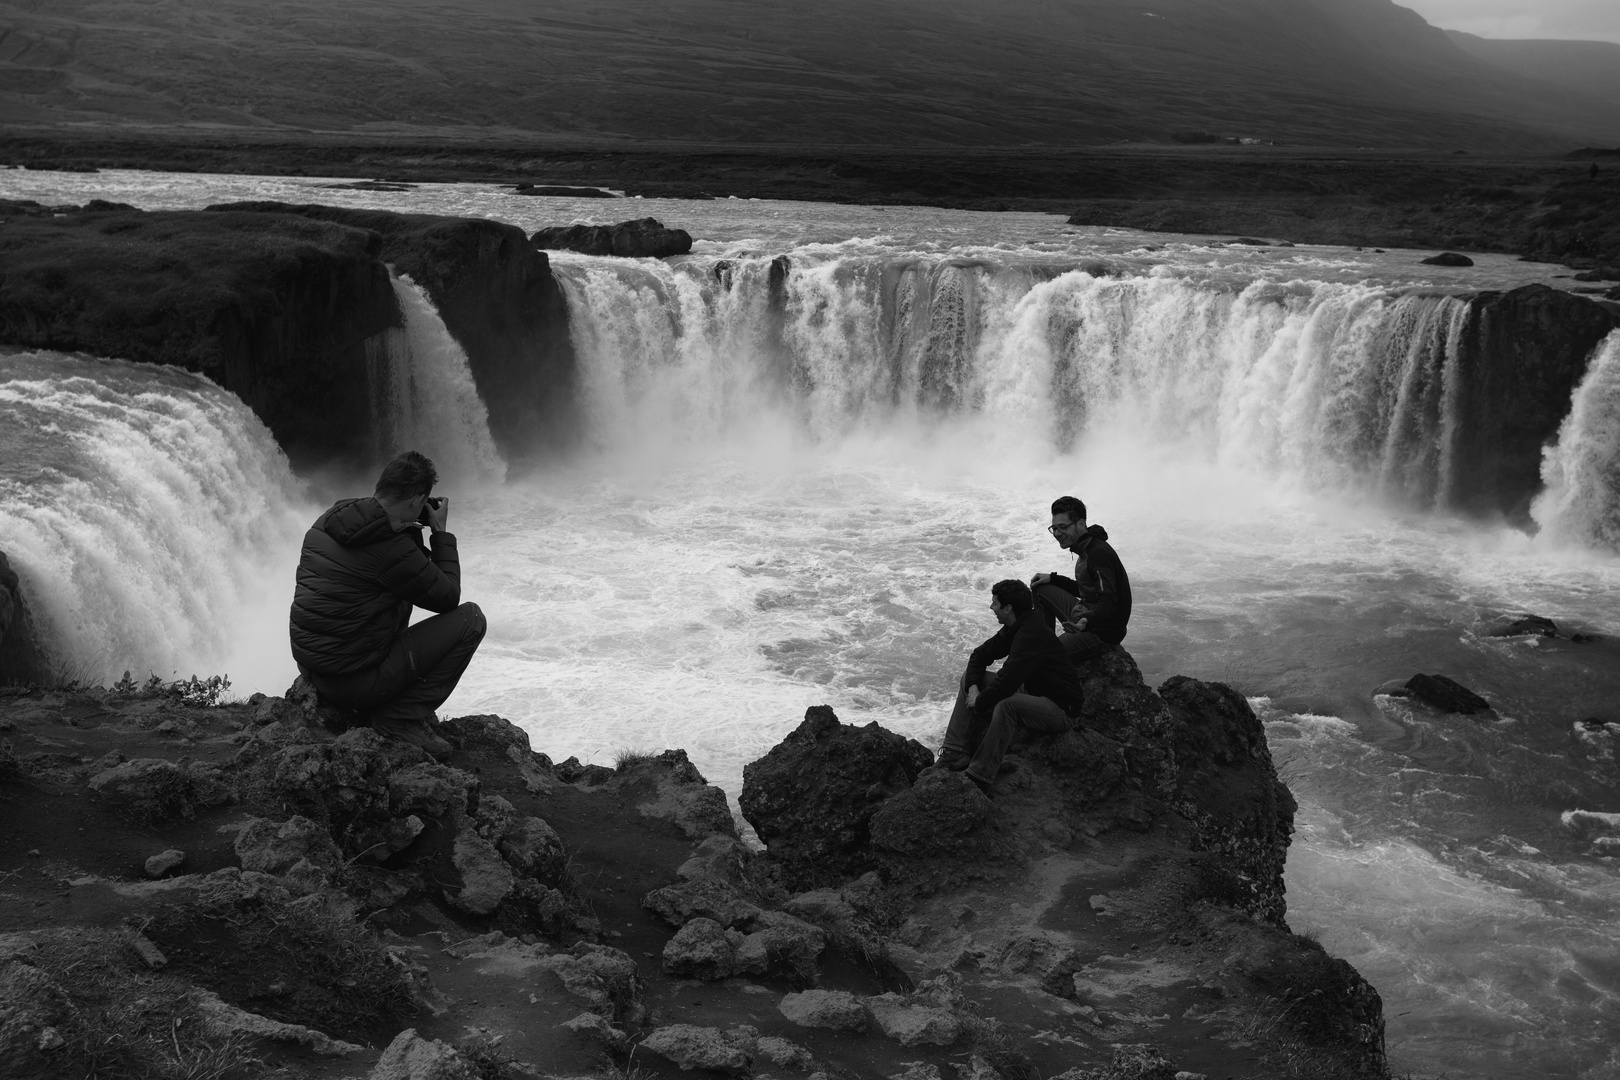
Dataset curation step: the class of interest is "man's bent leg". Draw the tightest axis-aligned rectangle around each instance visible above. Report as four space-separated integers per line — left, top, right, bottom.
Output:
368 603 487 723
965 694 1075 787
1058 630 1111 662
941 664 988 758
1033 584 1111 662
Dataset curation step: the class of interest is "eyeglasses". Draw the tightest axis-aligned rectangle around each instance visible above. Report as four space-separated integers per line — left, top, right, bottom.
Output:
1047 523 1075 536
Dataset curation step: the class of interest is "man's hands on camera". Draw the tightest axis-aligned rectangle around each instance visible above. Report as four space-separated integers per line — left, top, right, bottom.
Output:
419 495 450 534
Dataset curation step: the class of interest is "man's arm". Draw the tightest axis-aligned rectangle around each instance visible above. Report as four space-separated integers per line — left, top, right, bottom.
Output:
379 530 461 613
974 627 1041 719
963 625 1013 689
1074 552 1121 625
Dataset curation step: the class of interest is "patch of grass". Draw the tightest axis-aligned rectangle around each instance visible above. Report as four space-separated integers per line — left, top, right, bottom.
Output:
455 1032 525 1080
1216 997 1388 1080
144 890 417 1042
612 747 659 771
19 927 265 1080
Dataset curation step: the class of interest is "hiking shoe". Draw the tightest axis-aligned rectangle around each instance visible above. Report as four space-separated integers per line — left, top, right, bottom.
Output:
968 774 995 799
938 749 971 772
372 716 453 757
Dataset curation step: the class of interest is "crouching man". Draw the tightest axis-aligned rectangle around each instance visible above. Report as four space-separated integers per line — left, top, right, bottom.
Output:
288 450 486 756
938 579 1085 796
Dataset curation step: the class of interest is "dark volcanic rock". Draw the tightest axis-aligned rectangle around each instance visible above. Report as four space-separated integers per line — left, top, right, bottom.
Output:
208 203 579 465
515 184 616 198
531 217 693 259
739 705 933 889
0 550 45 685
0 202 400 470
1422 251 1475 266
1488 613 1559 637
1404 673 1492 714
1449 284 1620 521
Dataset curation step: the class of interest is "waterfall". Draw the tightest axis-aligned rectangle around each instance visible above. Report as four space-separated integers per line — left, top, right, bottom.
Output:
1533 332 1620 549
552 252 1498 510
369 274 506 486
0 349 311 690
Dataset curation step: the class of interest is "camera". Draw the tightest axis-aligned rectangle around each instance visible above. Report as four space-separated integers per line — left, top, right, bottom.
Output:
416 496 444 526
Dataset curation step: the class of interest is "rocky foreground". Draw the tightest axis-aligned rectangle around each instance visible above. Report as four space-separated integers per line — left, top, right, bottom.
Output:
0 648 1384 1080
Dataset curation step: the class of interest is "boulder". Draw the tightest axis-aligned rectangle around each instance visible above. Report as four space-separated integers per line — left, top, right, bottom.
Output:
732 910 827 978
235 816 341 874
368 1028 479 1080
740 705 934 888
777 989 868 1032
531 217 693 259
643 877 762 929
388 762 478 818
1488 614 1558 637
538 943 645 1022
1421 251 1474 266
1403 673 1491 714
497 815 566 879
560 1011 630 1053
864 992 963 1046
514 183 616 198
869 766 994 857
448 828 515 914
143 849 186 878
640 1024 753 1073
661 917 738 980
756 1035 816 1070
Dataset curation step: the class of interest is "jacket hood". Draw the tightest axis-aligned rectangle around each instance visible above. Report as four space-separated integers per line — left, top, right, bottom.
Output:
316 497 401 547
1084 523 1109 543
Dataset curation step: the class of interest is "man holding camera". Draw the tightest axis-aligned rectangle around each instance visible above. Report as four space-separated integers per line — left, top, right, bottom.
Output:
289 450 485 756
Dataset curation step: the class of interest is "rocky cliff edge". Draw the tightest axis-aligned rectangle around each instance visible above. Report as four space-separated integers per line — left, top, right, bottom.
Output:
0 647 1385 1080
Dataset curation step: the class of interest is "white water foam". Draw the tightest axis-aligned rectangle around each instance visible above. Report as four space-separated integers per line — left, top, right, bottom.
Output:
0 351 312 690
553 253 1487 513
1534 332 1620 551
372 274 506 487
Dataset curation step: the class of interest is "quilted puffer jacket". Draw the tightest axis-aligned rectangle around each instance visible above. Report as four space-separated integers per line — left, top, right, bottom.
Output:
288 497 461 676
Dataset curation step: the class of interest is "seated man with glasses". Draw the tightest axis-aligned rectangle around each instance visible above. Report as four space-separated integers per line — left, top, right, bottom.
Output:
938 578 1086 795
1030 495 1131 663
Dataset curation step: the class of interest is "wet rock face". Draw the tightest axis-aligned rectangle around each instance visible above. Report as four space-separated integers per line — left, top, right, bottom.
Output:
0 203 401 471
1158 676 1296 926
1450 284 1620 522
531 217 694 259
0 550 45 686
740 705 934 889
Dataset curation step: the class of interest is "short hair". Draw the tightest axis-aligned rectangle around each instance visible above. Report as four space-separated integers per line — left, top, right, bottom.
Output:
1050 495 1087 523
991 578 1033 618
375 451 438 501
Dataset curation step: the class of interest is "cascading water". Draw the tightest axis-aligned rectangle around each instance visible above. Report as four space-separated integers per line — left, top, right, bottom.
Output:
1534 331 1620 550
554 253 1499 517
0 350 312 689
370 273 507 486
4 170 1619 1079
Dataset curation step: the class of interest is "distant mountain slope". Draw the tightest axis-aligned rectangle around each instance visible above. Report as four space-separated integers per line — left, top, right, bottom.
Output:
0 0 1615 151
1445 29 1620 110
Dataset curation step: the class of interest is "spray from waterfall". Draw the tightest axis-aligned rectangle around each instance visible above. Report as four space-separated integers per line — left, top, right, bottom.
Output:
0 350 313 690
1533 331 1620 550
370 274 507 486
551 253 1495 511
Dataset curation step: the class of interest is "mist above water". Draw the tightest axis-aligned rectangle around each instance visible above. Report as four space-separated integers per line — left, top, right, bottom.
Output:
2 174 1618 1079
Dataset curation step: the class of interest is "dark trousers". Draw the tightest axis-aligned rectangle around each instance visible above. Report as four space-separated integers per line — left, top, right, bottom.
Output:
942 665 1076 786
305 602 486 723
1033 583 1112 662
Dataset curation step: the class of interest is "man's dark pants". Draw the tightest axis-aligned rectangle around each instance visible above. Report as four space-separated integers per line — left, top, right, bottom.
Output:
941 674 1076 787
304 602 486 723
1034 583 1113 661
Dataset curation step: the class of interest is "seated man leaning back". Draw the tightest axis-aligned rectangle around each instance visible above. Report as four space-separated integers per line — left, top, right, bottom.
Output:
939 578 1086 795
288 450 486 756
1031 495 1131 662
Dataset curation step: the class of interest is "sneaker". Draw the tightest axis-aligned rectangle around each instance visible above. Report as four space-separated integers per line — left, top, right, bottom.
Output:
938 749 971 772
372 716 454 757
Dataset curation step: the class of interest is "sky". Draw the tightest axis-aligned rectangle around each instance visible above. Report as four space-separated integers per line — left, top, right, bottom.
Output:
1400 0 1620 42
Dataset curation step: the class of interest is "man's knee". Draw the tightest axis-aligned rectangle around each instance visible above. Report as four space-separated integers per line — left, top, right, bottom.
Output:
457 602 487 640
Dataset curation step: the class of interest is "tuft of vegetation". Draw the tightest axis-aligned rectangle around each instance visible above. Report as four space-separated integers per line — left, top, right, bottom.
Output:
18 927 265 1080
144 890 417 1042
109 670 234 707
612 747 659 771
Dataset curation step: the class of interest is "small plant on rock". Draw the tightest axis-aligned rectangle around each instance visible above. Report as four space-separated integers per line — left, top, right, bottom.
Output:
168 674 233 707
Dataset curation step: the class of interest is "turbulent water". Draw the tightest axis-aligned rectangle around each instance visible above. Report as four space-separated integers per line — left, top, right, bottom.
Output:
3 171 1620 1079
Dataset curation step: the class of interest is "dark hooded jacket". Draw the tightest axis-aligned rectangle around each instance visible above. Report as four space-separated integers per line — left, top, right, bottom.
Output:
966 609 1085 721
1047 524 1131 645
288 498 461 677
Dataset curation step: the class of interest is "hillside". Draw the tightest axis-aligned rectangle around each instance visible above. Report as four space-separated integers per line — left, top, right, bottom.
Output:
1444 30 1620 108
0 0 1616 152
